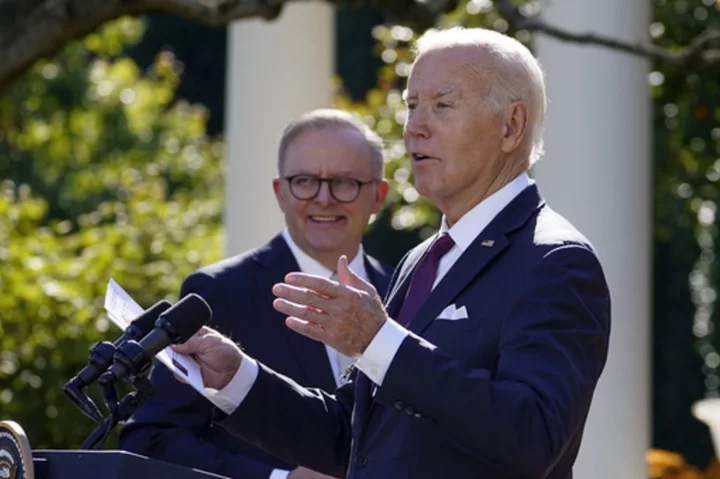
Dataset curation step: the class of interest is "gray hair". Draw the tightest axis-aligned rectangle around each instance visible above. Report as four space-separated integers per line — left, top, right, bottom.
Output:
278 109 385 178
413 27 547 165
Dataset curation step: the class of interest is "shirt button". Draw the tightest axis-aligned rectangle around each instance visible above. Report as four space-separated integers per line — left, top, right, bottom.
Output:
394 401 404 410
405 406 415 416
370 365 379 375
356 455 368 467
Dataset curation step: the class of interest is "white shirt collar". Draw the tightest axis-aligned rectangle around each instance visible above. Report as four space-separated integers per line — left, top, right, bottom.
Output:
440 172 532 251
281 229 368 280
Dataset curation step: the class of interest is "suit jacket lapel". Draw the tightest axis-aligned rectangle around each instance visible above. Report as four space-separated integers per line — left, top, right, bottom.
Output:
408 184 545 335
409 231 509 335
253 235 337 392
359 184 545 429
363 255 391 299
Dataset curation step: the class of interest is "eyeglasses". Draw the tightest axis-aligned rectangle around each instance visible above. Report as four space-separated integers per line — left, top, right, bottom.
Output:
281 174 376 203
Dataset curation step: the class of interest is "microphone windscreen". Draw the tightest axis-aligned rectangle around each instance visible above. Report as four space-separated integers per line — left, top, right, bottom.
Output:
159 293 212 343
129 299 172 336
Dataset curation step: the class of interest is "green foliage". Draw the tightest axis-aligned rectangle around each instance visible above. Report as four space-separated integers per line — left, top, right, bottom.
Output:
0 17 224 448
649 0 720 464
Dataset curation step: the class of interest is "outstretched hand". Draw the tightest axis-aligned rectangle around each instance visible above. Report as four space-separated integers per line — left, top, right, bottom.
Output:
272 255 388 357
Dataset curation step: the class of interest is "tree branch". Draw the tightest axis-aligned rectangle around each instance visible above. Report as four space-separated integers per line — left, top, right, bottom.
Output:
497 0 720 67
0 0 718 96
0 0 452 95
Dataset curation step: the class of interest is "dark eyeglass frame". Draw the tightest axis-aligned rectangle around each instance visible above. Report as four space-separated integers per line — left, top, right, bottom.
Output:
281 174 376 203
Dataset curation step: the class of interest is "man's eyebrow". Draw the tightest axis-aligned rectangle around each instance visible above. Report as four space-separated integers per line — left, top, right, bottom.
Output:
432 87 456 99
403 87 457 102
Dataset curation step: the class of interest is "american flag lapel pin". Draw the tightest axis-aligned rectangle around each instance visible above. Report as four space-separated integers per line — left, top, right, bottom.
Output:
481 239 495 247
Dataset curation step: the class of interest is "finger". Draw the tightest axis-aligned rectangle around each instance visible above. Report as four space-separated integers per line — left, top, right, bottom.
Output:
171 326 217 354
285 272 342 297
172 336 201 354
337 255 373 293
285 317 328 344
273 298 331 326
272 283 332 311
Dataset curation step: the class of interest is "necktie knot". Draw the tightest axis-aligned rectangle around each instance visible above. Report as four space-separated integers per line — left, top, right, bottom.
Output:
425 233 455 262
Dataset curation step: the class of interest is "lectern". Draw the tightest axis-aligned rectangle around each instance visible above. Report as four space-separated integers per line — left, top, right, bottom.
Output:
32 450 230 479
0 420 231 479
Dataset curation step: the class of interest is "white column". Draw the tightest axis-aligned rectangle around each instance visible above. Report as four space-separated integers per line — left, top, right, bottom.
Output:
533 1 651 477
224 4 335 257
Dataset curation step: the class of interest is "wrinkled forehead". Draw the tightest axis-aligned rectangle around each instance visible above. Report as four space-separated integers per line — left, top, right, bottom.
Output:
405 47 495 98
283 127 376 176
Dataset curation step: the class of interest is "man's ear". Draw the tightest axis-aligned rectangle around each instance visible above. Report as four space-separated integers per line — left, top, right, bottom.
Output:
500 102 530 155
373 180 390 213
272 178 286 212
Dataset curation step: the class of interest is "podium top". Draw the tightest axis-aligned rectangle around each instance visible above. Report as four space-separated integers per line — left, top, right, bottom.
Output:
32 450 230 479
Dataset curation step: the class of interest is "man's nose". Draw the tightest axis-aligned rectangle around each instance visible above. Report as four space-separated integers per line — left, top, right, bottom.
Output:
405 109 429 139
314 181 334 204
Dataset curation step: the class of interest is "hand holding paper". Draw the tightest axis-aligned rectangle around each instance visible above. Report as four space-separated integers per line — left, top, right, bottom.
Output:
172 326 243 391
103 279 208 395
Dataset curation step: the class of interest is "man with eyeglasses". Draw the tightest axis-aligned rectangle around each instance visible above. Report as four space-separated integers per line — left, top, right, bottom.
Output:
119 109 392 479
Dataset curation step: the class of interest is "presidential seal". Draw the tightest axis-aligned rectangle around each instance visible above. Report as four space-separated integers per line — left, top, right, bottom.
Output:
0 421 33 479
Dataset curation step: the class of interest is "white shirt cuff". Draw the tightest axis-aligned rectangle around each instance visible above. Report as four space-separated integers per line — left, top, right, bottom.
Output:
204 355 259 415
355 318 408 386
269 469 291 479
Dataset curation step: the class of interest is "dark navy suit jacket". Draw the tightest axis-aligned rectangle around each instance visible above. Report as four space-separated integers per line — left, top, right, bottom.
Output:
216 184 611 479
119 234 392 479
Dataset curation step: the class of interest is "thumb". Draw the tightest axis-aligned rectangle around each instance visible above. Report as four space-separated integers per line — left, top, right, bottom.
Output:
337 255 371 292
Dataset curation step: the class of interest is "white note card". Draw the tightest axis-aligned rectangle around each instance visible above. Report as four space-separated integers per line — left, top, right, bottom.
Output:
103 279 206 395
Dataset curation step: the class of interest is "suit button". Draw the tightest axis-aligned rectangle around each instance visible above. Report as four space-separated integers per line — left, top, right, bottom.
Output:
405 406 415 415
356 455 368 467
394 401 404 410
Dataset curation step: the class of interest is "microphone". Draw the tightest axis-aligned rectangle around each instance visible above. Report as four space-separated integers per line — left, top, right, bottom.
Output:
64 300 172 422
98 293 211 385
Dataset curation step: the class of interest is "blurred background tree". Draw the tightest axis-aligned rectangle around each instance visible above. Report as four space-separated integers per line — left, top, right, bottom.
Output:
0 17 224 448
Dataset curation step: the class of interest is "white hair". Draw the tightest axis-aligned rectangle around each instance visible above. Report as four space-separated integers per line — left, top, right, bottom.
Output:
413 27 547 165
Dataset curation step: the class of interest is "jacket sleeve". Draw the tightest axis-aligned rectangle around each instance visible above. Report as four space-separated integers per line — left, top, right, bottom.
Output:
120 271 286 479
216 363 357 479
374 244 611 477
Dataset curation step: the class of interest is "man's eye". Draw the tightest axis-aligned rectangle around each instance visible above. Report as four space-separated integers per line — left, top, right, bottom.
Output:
294 176 314 185
407 103 417 110
437 103 451 108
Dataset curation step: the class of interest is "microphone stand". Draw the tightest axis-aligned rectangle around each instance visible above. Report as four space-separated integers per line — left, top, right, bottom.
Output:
80 374 155 450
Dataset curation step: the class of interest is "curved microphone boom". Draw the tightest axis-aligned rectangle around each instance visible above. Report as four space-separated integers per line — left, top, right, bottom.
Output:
64 299 172 423
98 293 212 386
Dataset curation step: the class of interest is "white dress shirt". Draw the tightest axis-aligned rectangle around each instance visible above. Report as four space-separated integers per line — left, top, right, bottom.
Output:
205 173 531 478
